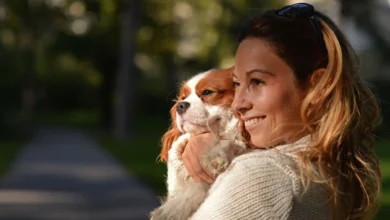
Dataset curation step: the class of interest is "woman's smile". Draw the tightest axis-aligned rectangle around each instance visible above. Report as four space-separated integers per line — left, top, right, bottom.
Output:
243 116 266 131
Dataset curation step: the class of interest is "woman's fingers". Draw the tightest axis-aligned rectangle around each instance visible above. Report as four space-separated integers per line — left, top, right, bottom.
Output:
182 133 217 184
182 146 214 184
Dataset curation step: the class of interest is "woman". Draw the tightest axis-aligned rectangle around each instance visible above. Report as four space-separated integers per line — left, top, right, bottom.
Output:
178 3 382 220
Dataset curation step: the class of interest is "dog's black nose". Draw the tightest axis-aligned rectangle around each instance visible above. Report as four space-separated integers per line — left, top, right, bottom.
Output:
177 101 190 115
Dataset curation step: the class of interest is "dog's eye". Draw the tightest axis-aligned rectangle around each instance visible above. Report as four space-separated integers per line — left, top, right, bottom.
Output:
202 90 213 96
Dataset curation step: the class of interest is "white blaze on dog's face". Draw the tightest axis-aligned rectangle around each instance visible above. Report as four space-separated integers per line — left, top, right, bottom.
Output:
174 68 235 134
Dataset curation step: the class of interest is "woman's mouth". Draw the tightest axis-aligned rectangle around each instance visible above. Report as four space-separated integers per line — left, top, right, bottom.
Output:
244 116 266 130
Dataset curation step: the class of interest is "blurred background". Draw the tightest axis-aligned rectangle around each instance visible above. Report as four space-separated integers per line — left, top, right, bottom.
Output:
0 0 389 219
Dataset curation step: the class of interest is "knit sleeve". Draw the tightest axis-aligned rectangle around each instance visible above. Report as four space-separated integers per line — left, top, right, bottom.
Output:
190 155 296 220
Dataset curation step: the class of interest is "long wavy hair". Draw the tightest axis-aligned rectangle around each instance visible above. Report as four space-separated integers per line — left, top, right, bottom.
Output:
237 9 382 219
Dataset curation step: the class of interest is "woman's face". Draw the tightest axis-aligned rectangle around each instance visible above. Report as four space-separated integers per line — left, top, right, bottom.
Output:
232 37 307 147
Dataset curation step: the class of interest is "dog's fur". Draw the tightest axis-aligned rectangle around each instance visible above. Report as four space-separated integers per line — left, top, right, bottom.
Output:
150 68 247 220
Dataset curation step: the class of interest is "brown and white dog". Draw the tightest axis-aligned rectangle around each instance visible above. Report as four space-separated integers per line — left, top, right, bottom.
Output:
150 67 247 220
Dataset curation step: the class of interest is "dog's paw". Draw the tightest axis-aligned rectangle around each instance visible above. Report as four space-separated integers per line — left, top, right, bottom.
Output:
171 133 191 154
202 150 231 178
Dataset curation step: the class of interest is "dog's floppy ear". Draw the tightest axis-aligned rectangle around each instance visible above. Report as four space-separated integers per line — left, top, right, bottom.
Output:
159 104 181 162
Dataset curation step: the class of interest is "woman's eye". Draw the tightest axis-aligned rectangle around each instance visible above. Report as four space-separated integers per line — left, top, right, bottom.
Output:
232 81 240 88
251 78 264 86
202 90 213 96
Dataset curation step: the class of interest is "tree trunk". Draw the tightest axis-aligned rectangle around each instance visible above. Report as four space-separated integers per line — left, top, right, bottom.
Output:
113 0 139 140
21 1 37 132
99 62 116 130
164 52 179 112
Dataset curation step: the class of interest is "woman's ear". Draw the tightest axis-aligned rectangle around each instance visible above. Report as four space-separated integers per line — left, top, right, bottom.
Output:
159 104 181 162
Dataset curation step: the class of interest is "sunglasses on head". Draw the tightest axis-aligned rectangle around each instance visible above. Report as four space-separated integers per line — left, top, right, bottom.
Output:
275 3 328 58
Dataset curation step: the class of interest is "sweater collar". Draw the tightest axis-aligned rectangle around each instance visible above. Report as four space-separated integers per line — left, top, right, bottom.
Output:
273 135 311 157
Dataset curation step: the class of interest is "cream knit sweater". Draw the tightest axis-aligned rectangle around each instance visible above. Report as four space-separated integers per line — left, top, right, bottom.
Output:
168 136 333 220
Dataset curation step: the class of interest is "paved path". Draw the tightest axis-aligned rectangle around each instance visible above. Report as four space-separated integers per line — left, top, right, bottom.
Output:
0 127 160 220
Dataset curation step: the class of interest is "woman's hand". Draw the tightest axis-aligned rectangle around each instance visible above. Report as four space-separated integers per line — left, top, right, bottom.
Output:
182 132 217 184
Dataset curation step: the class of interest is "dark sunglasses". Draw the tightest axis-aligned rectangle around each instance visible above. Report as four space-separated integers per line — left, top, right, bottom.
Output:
275 3 328 58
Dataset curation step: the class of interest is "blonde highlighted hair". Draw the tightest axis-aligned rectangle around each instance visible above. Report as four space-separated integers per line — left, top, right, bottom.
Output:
237 9 382 219
299 16 382 219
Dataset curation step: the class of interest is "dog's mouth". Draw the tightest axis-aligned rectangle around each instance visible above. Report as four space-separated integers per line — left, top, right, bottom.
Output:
179 115 220 126
178 116 221 134
179 119 207 129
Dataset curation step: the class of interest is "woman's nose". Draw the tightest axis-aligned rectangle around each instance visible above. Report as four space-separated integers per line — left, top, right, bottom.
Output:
232 87 252 115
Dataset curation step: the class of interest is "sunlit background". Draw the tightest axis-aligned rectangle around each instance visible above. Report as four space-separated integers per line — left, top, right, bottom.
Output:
0 0 389 219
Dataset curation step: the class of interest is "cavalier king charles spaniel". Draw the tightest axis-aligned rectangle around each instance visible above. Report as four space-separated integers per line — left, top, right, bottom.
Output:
150 67 247 220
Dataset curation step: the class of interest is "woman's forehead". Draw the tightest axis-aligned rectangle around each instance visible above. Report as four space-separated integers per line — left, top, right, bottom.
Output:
234 38 293 79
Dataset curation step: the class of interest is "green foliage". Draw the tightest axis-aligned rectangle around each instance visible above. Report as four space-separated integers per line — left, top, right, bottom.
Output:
375 139 390 219
36 109 98 130
37 53 101 110
0 0 292 125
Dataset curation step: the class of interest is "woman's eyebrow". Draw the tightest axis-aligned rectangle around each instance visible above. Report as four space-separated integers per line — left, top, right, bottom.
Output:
232 68 275 77
246 68 275 76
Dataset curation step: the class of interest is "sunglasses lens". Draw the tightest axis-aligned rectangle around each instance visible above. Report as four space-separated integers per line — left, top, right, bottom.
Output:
278 3 314 17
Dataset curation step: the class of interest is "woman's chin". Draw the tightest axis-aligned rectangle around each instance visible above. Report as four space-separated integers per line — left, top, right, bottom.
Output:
251 135 284 148
251 136 271 148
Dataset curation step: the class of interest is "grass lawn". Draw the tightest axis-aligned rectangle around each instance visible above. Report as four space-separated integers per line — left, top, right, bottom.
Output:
375 138 390 219
0 140 25 176
97 116 168 197
0 111 29 177
36 109 99 130
98 131 167 196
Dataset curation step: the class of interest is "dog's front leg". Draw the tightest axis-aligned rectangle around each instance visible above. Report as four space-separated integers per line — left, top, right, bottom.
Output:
166 133 191 198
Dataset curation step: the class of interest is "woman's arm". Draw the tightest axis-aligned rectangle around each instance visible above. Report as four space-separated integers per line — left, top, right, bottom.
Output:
190 154 296 220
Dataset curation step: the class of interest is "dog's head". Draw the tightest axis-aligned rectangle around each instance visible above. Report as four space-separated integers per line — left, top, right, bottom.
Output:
159 67 235 162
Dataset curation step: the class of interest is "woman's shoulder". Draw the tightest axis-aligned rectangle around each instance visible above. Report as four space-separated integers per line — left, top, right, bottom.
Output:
227 148 331 210
226 136 312 187
209 148 304 197
230 148 302 183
